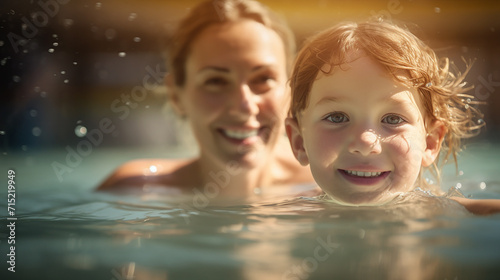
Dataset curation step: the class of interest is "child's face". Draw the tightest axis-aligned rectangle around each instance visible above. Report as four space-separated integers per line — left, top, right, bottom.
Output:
286 54 443 205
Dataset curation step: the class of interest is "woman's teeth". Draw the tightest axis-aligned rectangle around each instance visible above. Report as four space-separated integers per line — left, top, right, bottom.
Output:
345 170 382 177
223 129 259 139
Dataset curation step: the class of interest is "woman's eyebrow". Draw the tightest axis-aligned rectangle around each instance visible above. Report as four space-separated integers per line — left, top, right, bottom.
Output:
197 66 230 73
250 64 275 72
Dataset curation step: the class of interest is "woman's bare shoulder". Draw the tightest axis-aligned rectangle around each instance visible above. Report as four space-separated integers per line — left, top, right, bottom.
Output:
96 158 198 191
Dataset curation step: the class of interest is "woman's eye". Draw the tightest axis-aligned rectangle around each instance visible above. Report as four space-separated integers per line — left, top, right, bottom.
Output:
325 112 349 123
382 114 405 125
205 77 228 86
250 75 276 93
203 77 230 92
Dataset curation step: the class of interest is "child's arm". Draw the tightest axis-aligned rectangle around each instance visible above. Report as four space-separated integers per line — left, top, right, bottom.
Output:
450 197 500 215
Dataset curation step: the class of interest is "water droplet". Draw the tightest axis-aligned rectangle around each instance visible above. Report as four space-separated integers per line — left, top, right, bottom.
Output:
9 10 15 15
52 34 58 38
118 52 126 57
105 28 116 40
40 91 47 98
133 37 141 43
434 7 441 13
75 125 87 137
30 110 38 117
98 70 108 79
0 41 4 47
149 165 158 173
64 79 69 83
95 2 102 9
32 127 42 137
477 119 484 124
73 61 78 65
22 49 28 54
128 13 137 21
48 48 54 53
13 76 21 82
458 170 464 176
466 98 471 104
63 18 74 28
0 131 5 135
479 182 486 190
464 104 469 109
456 183 462 189
61 70 66 74
53 42 59 47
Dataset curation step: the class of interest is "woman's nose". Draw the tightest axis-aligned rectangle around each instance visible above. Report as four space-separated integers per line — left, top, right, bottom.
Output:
230 84 260 117
348 128 382 156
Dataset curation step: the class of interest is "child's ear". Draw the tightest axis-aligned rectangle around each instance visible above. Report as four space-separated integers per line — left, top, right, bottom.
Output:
165 73 186 117
422 120 447 167
285 117 309 166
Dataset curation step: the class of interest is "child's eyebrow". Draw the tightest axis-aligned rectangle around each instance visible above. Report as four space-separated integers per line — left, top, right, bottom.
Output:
385 95 419 109
314 96 346 107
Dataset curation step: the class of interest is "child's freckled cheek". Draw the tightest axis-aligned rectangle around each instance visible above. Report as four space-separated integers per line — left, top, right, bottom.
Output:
387 132 424 168
305 125 344 164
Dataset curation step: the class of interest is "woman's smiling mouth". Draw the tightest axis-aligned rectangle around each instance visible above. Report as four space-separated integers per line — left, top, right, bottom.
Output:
218 127 270 145
222 129 259 139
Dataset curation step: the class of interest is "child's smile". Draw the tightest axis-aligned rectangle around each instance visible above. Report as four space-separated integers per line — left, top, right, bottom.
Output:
286 53 441 205
339 169 391 186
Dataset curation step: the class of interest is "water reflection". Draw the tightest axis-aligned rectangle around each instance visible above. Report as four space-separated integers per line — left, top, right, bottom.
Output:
4 186 500 279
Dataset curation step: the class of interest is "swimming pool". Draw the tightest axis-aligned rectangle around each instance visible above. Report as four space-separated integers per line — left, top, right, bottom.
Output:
1 142 500 280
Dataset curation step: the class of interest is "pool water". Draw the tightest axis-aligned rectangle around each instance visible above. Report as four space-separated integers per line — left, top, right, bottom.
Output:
1 142 500 280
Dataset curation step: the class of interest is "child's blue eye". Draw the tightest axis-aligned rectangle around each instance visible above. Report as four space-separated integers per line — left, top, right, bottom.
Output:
325 112 349 123
382 114 405 125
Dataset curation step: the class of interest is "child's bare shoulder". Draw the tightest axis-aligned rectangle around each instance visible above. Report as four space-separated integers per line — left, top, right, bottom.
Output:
450 197 500 216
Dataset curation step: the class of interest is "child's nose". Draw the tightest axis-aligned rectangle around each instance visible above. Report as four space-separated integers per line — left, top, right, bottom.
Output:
348 129 382 156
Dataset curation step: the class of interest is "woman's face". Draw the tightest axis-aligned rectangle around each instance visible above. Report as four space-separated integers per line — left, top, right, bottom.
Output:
172 19 288 168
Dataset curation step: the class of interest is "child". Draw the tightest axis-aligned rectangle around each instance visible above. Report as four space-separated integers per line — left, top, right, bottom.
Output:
285 20 500 213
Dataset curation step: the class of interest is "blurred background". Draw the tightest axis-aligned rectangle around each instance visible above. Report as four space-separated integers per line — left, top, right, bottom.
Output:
1 0 499 154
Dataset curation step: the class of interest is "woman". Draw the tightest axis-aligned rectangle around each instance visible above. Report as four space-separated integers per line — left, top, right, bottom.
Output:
97 0 314 197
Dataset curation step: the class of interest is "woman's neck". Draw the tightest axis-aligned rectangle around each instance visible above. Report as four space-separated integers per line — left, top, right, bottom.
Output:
195 154 275 198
